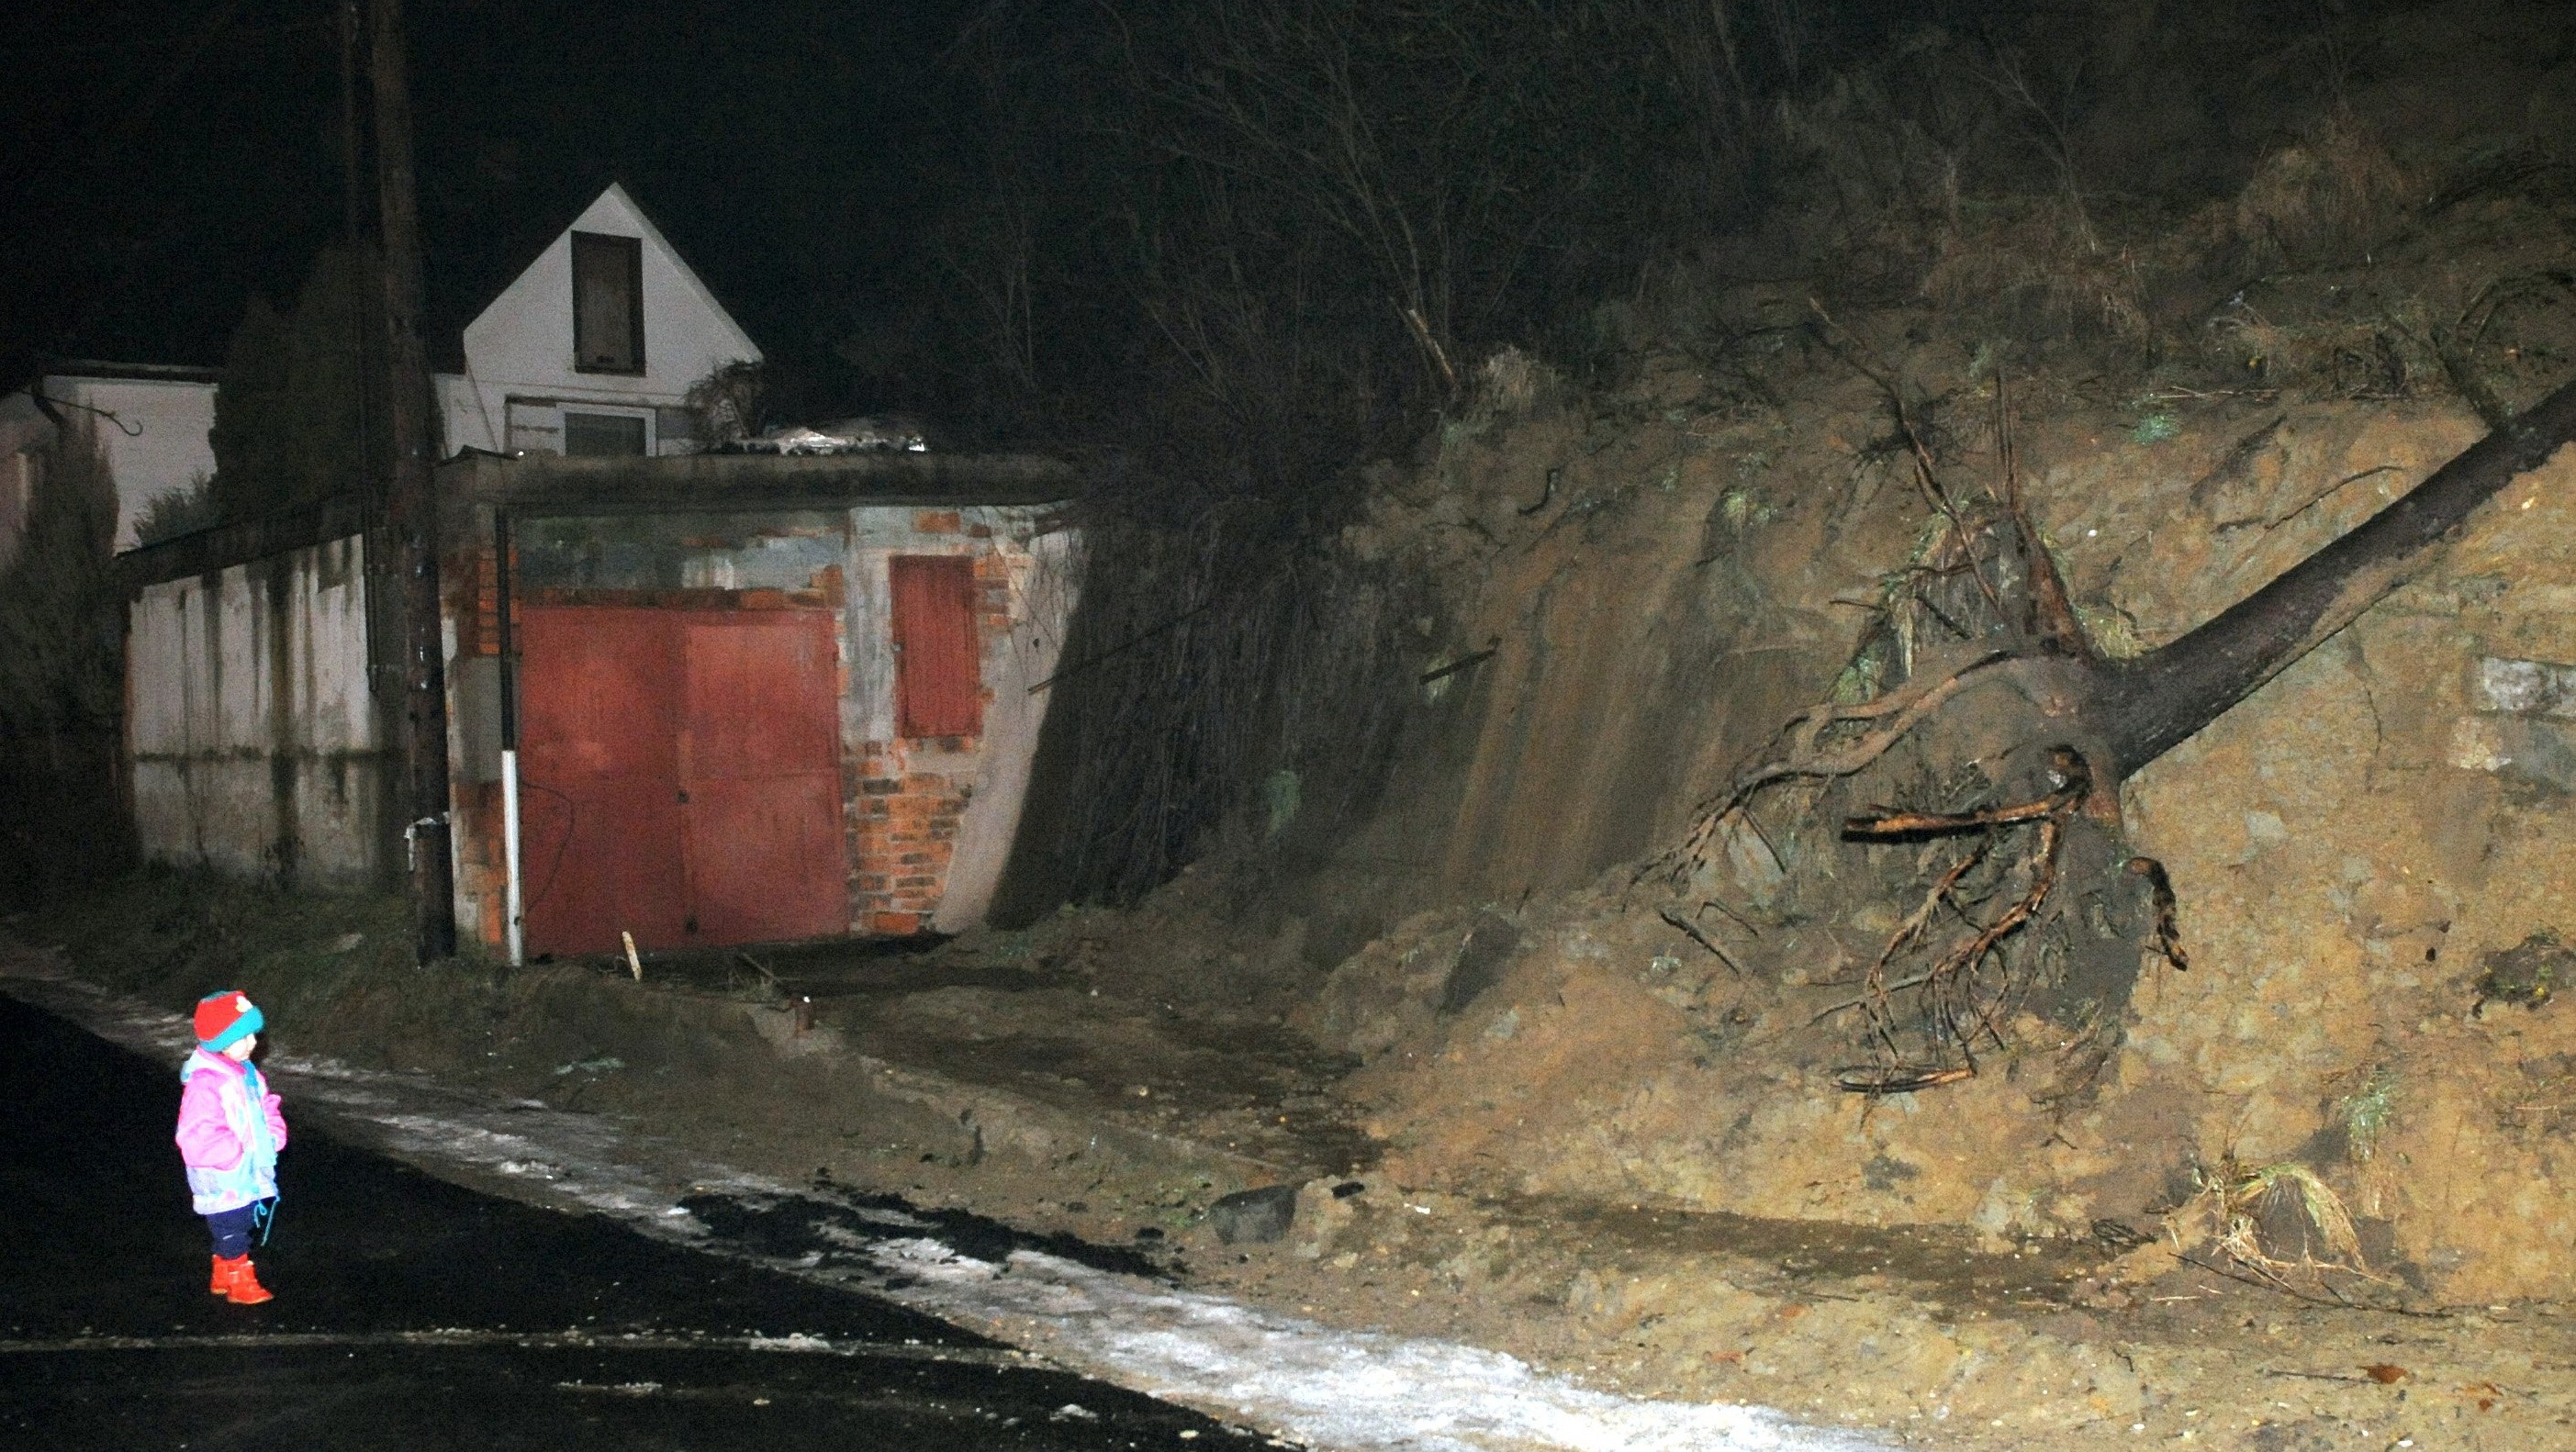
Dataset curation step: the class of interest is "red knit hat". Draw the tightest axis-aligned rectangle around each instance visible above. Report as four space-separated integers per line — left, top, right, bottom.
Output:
193 990 264 1050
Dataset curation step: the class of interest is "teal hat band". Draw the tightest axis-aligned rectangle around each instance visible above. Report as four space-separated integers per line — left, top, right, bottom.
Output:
204 1003 263 1051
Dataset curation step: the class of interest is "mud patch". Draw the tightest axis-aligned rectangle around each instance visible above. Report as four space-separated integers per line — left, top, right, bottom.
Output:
683 1186 1170 1284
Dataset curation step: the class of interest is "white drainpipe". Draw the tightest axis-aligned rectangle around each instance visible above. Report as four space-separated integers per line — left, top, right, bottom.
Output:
501 747 524 967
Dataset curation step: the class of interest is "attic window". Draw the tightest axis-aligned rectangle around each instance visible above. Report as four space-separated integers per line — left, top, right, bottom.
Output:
571 231 644 374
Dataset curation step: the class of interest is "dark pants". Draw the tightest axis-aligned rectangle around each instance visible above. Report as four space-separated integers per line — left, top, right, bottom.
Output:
204 1201 269 1258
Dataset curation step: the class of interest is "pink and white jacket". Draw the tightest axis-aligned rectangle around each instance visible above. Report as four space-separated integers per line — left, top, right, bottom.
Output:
175 1048 286 1214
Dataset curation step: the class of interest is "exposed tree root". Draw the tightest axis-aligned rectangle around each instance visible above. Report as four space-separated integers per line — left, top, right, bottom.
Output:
1656 904 1744 976
1843 745 2088 837
1658 353 2576 1096
2128 855 2190 971
1844 811 2072 1093
1836 1065 1976 1095
1663 650 2022 883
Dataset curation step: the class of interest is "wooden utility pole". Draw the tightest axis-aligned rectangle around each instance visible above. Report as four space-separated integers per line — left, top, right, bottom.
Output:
338 0 394 699
368 0 455 962
338 0 366 245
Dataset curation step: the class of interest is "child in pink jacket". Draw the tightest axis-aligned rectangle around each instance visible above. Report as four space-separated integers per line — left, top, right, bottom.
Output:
175 990 287 1304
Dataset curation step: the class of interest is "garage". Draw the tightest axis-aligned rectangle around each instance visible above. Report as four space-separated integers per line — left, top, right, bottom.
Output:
437 449 1077 960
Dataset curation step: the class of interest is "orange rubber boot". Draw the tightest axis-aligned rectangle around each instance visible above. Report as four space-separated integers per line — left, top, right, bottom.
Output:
222 1256 273 1305
209 1255 236 1295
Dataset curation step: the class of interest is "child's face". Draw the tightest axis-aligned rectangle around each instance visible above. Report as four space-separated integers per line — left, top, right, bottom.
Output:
223 1033 256 1062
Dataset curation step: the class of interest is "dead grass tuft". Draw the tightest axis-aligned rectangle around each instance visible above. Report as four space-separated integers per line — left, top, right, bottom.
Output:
2175 1154 2380 1284
1474 346 1548 417
1920 197 2153 344
2230 115 2415 272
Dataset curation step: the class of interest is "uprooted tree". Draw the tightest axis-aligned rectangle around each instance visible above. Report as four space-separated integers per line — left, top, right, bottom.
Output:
1660 365 2576 1095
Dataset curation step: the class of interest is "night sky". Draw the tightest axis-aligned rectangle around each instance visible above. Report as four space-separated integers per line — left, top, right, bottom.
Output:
17 2 2559 463
0 0 976 386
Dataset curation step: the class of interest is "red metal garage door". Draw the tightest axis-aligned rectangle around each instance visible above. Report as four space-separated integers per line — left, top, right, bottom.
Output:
518 606 849 956
676 615 850 946
516 608 688 955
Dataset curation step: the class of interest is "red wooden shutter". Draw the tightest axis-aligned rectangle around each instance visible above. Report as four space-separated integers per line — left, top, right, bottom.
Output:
890 554 980 738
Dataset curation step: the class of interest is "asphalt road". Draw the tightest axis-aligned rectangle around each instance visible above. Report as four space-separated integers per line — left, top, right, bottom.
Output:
0 994 1272 1451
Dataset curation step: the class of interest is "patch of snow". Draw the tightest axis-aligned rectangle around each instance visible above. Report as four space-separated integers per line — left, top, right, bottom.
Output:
748 1333 833 1352
870 1238 1880 1451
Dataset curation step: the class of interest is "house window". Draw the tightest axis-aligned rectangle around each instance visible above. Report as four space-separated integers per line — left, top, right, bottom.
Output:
889 555 981 738
563 411 648 456
504 399 561 454
571 231 644 374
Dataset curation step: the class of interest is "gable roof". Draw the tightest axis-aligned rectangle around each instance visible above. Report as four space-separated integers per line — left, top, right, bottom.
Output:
577 184 754 362
425 179 761 374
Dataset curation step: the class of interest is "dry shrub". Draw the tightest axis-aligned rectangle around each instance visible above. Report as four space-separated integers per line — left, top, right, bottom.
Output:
684 360 767 448
1006 497 1434 910
1920 197 2153 344
0 414 131 907
1772 65 2417 365
1473 346 1548 417
1771 50 2162 349
2200 302 2423 400
2231 115 2414 271
1770 63 1974 299
129 475 223 548
1775 68 1967 238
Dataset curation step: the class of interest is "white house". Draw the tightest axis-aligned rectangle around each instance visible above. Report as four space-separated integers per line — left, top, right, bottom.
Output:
0 363 219 556
434 183 760 460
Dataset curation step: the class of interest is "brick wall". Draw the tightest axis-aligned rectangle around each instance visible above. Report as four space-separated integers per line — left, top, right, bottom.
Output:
842 509 1021 934
848 761 969 934
446 539 510 950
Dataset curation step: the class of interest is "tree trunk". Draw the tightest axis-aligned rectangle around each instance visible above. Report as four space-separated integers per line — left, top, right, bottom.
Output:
2088 378 2576 779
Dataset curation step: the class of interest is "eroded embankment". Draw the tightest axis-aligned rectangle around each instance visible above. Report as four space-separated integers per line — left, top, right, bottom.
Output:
1286 354 2576 1321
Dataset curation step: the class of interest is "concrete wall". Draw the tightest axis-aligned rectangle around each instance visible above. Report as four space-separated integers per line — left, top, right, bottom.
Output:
127 532 398 886
436 183 759 458
928 526 1076 933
